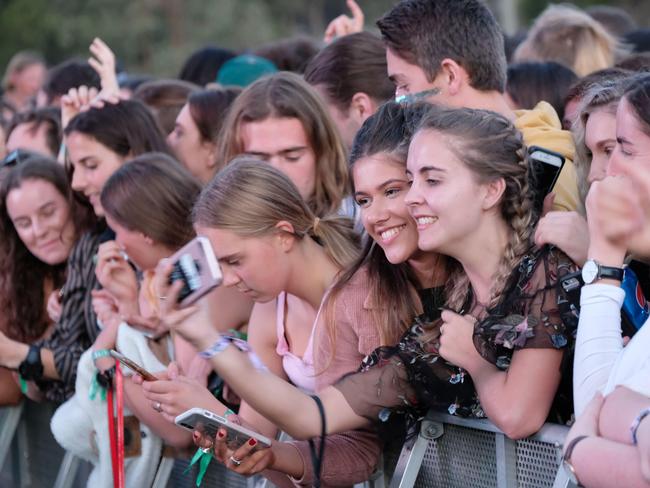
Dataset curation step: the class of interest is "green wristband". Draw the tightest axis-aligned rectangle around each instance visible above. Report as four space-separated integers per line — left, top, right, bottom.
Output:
92 349 112 363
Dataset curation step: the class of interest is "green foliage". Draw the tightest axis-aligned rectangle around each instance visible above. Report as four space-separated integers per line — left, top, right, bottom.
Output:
0 0 394 78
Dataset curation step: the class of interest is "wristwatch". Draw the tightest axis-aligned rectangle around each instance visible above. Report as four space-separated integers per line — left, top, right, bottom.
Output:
96 366 116 390
581 259 624 284
18 345 44 382
562 435 589 485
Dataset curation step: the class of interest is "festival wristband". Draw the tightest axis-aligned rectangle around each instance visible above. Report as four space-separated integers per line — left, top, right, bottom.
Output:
631 407 650 445
92 349 112 364
199 336 267 371
198 336 232 360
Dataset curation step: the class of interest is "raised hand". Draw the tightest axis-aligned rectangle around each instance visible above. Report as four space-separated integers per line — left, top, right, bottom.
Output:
324 0 365 43
60 85 100 130
88 37 119 96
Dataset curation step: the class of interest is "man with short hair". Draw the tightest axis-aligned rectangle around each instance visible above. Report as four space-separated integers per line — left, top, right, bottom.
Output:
6 107 61 158
377 0 579 212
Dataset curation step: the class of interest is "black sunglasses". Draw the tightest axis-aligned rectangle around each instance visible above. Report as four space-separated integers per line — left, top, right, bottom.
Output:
1 149 34 168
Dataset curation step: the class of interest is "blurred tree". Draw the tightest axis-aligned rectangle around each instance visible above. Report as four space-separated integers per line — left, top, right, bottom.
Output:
0 0 399 78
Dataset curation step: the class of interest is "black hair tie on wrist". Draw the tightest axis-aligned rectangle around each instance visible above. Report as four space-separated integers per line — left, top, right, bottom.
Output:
308 395 326 488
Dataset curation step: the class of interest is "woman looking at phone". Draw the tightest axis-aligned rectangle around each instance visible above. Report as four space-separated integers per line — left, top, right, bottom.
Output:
0 98 169 402
0 156 93 404
158 107 575 446
141 158 359 469
206 102 449 485
51 155 253 486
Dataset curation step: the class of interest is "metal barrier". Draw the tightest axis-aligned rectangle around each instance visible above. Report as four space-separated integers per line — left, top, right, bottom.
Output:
389 411 577 488
1 403 578 488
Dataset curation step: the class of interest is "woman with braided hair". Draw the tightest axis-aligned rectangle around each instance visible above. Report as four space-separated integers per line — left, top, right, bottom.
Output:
156 107 576 452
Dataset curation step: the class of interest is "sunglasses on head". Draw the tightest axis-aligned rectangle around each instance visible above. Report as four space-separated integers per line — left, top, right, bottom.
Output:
1 149 33 168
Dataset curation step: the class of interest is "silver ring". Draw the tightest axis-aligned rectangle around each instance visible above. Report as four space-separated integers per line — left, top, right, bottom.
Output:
153 401 163 412
158 295 166 301
229 455 242 466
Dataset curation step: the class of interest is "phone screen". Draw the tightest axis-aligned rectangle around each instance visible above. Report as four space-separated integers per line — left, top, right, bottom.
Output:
528 147 565 213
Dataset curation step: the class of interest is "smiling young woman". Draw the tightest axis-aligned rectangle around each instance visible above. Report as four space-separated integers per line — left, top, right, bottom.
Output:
0 156 93 404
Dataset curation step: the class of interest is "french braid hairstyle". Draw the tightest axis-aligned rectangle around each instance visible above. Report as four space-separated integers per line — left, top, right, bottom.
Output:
415 108 535 310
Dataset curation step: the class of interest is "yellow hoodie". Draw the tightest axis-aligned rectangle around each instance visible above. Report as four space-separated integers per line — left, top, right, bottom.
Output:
515 101 579 212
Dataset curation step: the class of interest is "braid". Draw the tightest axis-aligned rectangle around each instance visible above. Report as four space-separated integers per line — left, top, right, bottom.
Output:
488 137 535 305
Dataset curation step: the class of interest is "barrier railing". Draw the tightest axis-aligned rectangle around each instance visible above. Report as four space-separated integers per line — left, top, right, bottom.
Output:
1 403 577 488
389 410 576 488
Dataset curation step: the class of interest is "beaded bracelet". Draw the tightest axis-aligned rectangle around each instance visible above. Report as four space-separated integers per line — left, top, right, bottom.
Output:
631 407 650 445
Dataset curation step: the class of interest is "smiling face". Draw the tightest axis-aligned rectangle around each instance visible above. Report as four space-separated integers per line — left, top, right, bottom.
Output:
6 178 76 265
195 225 290 303
240 117 317 202
585 107 617 185
353 154 419 264
167 104 216 183
405 130 487 256
66 131 126 217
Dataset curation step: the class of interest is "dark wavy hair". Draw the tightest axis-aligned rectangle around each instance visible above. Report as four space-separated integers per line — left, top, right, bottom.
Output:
64 99 171 159
0 156 93 342
321 101 445 370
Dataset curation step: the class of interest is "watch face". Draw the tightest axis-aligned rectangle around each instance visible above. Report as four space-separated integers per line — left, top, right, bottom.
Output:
582 260 598 284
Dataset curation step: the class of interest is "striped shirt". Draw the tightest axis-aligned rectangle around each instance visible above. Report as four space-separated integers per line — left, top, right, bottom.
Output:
35 226 103 402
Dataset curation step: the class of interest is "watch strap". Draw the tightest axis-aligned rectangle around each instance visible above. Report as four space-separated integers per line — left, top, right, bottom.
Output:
597 264 624 282
18 345 44 381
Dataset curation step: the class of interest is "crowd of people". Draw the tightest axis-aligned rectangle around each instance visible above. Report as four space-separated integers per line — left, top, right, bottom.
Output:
0 0 649 487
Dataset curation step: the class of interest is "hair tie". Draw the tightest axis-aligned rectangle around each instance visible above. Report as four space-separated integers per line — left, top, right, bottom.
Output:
312 217 321 235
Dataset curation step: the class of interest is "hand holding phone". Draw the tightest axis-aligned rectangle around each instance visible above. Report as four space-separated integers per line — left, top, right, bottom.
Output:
175 408 272 452
528 146 565 214
109 350 158 381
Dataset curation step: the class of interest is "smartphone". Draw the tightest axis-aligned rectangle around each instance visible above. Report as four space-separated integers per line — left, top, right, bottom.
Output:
109 350 158 381
175 408 272 452
528 146 565 213
167 236 223 307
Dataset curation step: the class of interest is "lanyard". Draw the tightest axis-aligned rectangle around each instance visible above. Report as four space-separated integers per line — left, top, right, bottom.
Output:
107 362 125 488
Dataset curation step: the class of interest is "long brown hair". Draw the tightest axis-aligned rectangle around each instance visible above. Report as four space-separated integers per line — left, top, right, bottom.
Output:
0 156 93 342
193 157 359 270
322 101 440 364
216 72 349 217
100 153 201 251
